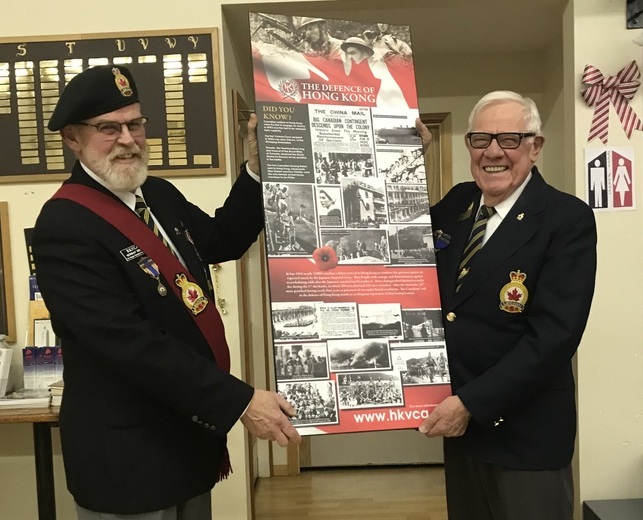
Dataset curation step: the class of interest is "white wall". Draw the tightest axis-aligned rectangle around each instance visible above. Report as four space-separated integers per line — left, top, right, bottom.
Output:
572 0 643 504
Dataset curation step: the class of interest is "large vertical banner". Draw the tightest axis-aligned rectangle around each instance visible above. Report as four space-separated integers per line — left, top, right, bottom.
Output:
250 14 451 435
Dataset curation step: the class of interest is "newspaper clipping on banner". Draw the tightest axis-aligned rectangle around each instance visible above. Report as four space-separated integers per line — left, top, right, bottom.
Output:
250 13 451 435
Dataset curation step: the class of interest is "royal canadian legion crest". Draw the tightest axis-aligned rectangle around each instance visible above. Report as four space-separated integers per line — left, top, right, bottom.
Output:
499 270 528 313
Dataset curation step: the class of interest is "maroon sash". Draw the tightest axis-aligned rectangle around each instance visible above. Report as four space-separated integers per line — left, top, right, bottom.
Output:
52 184 234 480
51 184 231 372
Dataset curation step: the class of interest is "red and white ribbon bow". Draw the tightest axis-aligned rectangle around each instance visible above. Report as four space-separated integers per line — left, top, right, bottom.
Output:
580 60 643 144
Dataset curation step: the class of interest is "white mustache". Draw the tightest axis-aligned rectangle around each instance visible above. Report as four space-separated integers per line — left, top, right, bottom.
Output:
108 144 143 160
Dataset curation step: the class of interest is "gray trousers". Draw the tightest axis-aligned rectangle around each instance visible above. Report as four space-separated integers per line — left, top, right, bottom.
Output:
444 439 574 520
75 492 211 520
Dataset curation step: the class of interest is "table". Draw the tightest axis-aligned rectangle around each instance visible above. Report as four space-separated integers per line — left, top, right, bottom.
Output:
583 498 643 520
0 406 60 520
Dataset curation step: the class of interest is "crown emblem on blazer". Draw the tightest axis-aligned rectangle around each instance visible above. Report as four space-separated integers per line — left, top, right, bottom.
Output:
509 270 526 283
499 270 528 314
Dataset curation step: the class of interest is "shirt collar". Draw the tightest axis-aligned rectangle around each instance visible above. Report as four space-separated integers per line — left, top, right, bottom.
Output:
479 170 532 220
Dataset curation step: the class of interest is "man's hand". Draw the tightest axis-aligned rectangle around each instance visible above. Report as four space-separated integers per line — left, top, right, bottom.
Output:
415 117 433 156
418 395 471 438
247 113 260 174
240 389 302 447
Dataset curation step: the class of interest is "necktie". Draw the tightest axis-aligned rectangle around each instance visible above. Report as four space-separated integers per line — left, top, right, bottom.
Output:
134 195 172 250
456 205 495 292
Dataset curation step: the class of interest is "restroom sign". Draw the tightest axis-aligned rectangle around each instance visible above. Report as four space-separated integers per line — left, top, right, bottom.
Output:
585 146 635 211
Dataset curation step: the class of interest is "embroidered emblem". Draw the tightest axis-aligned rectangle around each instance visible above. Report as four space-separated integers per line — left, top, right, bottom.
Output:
112 67 133 97
175 273 208 315
499 270 528 313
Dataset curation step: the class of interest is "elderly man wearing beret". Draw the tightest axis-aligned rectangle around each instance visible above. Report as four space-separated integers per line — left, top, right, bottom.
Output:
32 64 301 520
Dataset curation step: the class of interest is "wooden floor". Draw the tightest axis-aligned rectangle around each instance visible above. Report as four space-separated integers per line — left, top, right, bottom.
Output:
254 465 448 520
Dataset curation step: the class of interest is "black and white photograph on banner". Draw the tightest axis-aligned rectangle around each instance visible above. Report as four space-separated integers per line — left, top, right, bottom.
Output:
314 154 339 185
263 182 318 255
627 0 643 28
358 302 404 340
278 380 339 427
392 343 450 385
386 183 431 224
250 14 417 109
318 302 361 339
320 228 390 264
337 371 404 409
274 342 330 381
388 224 436 266
328 338 392 371
401 308 445 342
271 301 321 342
314 152 375 184
309 105 374 158
371 108 422 146
341 176 387 228
316 186 344 227
377 146 426 184
361 23 413 61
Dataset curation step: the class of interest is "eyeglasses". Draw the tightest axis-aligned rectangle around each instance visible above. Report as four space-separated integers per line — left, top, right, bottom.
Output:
466 132 536 149
75 116 149 137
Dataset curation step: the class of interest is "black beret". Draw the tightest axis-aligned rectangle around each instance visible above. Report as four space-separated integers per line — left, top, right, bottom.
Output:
48 64 139 131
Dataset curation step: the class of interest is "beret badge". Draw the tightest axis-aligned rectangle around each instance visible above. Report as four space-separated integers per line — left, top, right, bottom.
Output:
112 67 134 97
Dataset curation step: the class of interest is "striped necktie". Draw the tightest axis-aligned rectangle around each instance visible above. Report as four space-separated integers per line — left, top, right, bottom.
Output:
134 195 172 250
456 205 495 292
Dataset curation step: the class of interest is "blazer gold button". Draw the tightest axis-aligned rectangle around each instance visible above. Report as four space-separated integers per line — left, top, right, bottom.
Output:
446 312 456 322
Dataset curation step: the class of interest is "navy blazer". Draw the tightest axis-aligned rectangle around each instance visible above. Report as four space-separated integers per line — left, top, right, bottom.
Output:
431 167 597 470
32 162 262 514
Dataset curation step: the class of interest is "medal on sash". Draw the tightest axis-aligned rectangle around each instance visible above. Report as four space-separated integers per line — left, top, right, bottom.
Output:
137 257 168 296
175 273 208 315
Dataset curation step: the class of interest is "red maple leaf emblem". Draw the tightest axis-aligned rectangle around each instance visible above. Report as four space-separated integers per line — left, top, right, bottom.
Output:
507 288 522 301
187 288 198 302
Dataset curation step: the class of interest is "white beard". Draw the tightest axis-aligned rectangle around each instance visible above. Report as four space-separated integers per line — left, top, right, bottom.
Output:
84 143 149 192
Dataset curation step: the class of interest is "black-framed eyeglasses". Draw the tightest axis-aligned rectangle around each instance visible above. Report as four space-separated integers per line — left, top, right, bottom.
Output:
75 116 149 137
466 132 536 150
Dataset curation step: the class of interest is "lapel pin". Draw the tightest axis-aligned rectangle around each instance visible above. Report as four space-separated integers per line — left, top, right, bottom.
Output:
516 213 524 221
458 202 474 222
433 230 451 250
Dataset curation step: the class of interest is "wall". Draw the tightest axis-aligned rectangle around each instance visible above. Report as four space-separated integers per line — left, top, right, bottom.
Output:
572 0 643 505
